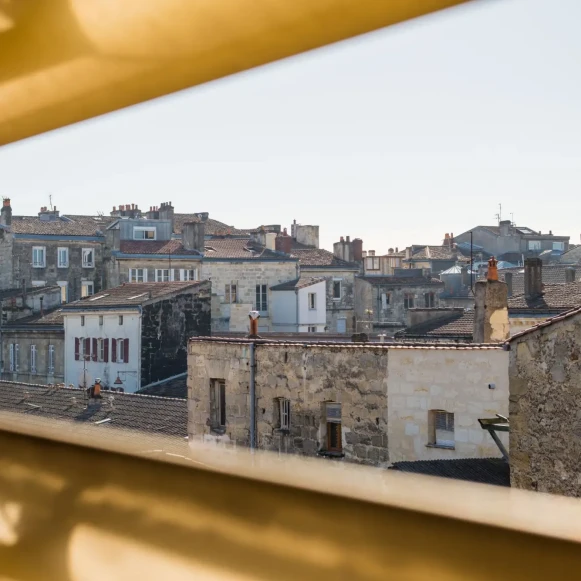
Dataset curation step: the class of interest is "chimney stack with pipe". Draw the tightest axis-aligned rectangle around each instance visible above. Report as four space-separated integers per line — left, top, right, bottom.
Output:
473 257 510 343
1 198 12 226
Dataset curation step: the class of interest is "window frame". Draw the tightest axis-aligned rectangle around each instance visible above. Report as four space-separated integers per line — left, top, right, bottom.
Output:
30 345 37 374
404 293 415 309
308 326 317 333
9 343 19 372
332 279 342 301
155 269 171 282
255 283 268 314
225 283 238 304
429 410 455 449
119 315 124 326
210 379 226 431
308 292 316 310
553 241 565 251
58 282 68 303
81 281 94 297
424 292 435 308
80 315 85 327
366 256 380 271
528 240 541 251
133 227 157 240
324 402 342 453
129 268 148 283
32 246 46 268
57 247 69 268
48 345 55 373
82 248 95 268
278 398 291 431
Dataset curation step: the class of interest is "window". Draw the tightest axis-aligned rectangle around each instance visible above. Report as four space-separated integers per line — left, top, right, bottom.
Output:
380 292 390 310
30 345 37 374
80 315 85 326
210 379 226 430
155 269 170 282
404 294 414 309
82 248 95 268
48 345 55 373
57 247 69 268
58 282 68 303
333 280 342 301
553 241 565 251
429 410 455 449
256 284 268 313
133 227 156 240
366 256 380 271
424 292 435 308
81 281 94 297
308 326 317 333
31 281 46 287
117 338 128 363
9 344 19 372
2 312 7 324
119 315 124 325
308 293 316 310
278 398 291 431
225 284 237 304
528 240 541 251
129 268 148 283
325 403 342 452
178 269 198 281
97 339 108 362
32 246 46 268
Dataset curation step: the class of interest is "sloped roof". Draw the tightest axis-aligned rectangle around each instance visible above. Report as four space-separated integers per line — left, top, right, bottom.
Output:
173 214 251 236
203 238 293 260
507 282 581 313
10 214 113 236
359 276 444 287
270 277 326 291
137 374 187 399
119 239 202 256
62 281 207 309
0 381 187 438
396 311 474 340
390 458 509 487
3 307 65 328
290 243 359 269
509 305 581 342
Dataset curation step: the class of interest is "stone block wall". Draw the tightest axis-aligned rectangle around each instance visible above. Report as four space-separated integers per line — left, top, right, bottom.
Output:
509 314 581 496
0 229 13 290
106 257 202 288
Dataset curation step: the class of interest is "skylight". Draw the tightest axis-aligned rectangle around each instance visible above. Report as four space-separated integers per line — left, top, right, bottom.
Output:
204 246 216 252
128 293 147 300
89 294 109 301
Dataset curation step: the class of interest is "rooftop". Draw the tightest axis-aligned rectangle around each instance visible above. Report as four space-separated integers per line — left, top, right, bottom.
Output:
9 214 114 236
174 214 251 236
203 237 293 260
118 239 202 256
62 281 207 309
395 311 474 341
137 374 187 399
3 307 65 328
390 458 510 487
507 282 581 314
407 245 462 261
270 277 326 291
509 304 581 342
0 285 61 300
358 276 444 287
0 381 187 438
290 242 359 269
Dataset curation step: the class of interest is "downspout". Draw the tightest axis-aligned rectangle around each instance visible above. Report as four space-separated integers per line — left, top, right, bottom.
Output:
250 341 256 452
296 287 299 333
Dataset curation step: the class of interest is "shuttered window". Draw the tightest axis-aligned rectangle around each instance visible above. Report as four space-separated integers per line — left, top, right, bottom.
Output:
278 398 291 430
210 379 226 429
48 345 55 373
30 345 37 374
430 410 455 448
326 403 342 452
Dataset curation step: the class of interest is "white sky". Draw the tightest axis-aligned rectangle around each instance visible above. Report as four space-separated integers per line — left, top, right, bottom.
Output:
1 0 580 252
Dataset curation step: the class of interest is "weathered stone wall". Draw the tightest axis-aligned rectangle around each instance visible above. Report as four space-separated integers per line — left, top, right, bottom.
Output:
141 283 211 386
106 257 202 288
12 238 104 301
0 330 64 384
388 348 509 463
0 229 14 290
509 315 551 336
201 260 298 332
509 314 581 496
318 269 356 334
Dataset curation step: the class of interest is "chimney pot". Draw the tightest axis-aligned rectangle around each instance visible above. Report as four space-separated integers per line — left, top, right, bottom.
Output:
487 257 498 281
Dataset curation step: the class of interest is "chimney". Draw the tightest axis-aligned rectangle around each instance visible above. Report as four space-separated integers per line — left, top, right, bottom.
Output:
352 238 363 262
275 228 292 254
0 198 12 226
565 267 576 284
524 258 543 300
158 201 175 233
247 311 261 338
473 257 509 343
499 220 511 237
504 272 513 297
182 221 205 252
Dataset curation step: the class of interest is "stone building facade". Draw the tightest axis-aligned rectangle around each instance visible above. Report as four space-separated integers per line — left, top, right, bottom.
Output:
188 338 508 467
509 307 581 497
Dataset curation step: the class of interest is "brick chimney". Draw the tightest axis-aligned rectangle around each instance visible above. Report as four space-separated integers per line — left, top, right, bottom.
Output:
0 198 11 226
159 201 175 233
524 258 543 300
473 257 509 343
565 267 576 284
182 221 205 252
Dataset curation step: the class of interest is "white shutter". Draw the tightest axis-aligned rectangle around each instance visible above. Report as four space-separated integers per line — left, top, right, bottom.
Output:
14 344 19 372
48 345 55 373
9 344 14 372
30 345 37 373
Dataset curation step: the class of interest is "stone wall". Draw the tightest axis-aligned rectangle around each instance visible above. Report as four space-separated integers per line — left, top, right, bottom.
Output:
509 315 551 336
0 330 64 384
0 229 13 290
12 238 104 301
106 257 202 288
509 313 581 496
388 348 509 463
141 283 211 386
201 260 298 332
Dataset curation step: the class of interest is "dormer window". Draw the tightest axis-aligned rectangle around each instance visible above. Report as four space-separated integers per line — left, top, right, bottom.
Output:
134 227 156 240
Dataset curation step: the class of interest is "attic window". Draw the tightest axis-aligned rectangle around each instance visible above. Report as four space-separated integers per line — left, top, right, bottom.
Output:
89 294 109 301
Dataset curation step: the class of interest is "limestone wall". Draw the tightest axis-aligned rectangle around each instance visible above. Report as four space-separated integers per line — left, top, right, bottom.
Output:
510 314 581 496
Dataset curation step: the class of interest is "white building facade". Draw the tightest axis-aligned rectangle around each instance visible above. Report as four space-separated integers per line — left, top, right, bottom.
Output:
270 278 327 332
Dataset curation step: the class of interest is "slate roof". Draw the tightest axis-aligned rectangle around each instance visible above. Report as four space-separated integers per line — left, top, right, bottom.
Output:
0 285 61 300
359 276 444 287
173 214 251 236
270 277 326 291
407 245 459 261
137 374 187 399
0 381 187 438
62 281 207 309
395 311 474 340
289 241 359 269
119 239 202 256
10 214 113 236
3 307 65 328
203 238 293 260
390 458 510 487
509 304 581 341
496 265 579 296
507 282 581 313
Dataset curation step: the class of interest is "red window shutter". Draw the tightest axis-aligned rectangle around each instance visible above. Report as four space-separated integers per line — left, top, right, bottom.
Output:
124 339 129 363
104 338 109 363
111 339 117 363
92 338 98 362
84 338 91 361
74 337 80 361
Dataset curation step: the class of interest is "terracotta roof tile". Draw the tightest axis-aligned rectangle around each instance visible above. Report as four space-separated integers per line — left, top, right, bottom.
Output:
119 240 201 256
396 311 474 340
10 214 114 236
290 244 359 268
359 276 444 287
507 282 581 313
173 214 251 236
203 238 292 260
270 277 326 291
